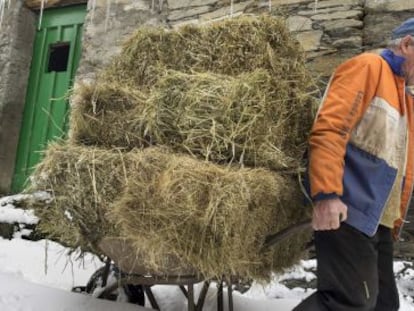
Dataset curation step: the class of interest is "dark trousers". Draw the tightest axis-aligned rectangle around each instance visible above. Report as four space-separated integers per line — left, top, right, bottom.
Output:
293 224 399 311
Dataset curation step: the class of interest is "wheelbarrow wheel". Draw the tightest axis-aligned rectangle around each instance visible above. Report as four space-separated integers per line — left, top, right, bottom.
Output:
85 265 145 306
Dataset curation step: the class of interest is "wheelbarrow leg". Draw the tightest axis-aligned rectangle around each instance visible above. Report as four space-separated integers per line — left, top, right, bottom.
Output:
188 283 195 311
101 258 112 287
227 279 233 311
180 285 188 298
217 280 223 311
144 286 160 310
196 281 210 311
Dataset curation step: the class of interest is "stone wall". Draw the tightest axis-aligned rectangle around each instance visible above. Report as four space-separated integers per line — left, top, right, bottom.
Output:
0 1 36 194
76 0 167 82
76 0 414 82
1 0 414 192
365 0 414 49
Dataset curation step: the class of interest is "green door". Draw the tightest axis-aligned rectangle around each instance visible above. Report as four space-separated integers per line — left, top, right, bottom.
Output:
11 5 86 192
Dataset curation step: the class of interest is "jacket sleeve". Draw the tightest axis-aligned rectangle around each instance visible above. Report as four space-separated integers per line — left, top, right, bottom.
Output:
309 54 381 200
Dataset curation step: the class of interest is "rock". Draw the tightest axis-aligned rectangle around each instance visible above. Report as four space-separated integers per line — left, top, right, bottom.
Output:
170 18 199 28
287 15 313 32
321 18 363 31
282 277 317 290
332 36 362 49
168 6 212 21
311 10 363 21
395 231 414 259
123 1 150 11
305 48 337 60
199 1 253 21
295 30 323 52
77 2 166 81
0 223 14 240
298 6 348 16
363 12 414 49
306 51 355 77
271 0 313 6
308 0 361 9
326 27 362 40
168 0 218 10
365 0 414 12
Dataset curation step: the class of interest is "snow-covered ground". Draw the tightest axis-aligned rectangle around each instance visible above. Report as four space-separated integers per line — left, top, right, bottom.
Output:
1 194 414 311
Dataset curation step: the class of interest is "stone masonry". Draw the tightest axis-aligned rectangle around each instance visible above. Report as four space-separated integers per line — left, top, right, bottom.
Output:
1 0 414 253
76 0 414 81
1 0 414 192
0 1 36 194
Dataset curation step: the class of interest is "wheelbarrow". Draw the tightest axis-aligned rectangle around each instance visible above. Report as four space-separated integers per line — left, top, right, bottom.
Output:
74 219 312 311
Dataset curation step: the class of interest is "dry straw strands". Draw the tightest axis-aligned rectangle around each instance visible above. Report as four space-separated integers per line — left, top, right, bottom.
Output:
69 82 151 149
70 69 314 170
28 143 310 279
28 14 316 280
111 147 310 280
28 143 129 251
145 69 313 170
102 15 310 88
69 15 317 170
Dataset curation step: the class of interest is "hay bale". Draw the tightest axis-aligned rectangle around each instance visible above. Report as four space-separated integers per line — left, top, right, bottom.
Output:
103 15 306 89
112 147 311 280
70 69 314 170
27 142 131 251
145 69 313 170
26 142 310 279
69 82 150 148
28 14 315 279
68 15 317 170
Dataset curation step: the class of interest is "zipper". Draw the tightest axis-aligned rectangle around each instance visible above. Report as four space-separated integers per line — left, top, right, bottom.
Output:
374 81 410 237
397 83 414 238
396 129 412 238
398 181 414 239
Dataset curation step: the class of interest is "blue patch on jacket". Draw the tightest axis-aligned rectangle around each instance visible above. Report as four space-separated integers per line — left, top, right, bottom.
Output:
302 144 397 236
342 144 397 236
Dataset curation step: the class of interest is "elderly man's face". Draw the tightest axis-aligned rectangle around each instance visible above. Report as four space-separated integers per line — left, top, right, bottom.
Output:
400 35 414 84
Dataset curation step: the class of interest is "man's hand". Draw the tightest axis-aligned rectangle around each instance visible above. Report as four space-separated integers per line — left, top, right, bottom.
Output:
312 198 348 230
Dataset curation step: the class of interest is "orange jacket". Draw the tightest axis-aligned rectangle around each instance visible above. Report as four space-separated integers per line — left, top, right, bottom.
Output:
308 51 414 236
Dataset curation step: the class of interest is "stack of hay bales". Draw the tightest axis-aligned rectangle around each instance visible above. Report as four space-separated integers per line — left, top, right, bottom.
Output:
28 15 316 281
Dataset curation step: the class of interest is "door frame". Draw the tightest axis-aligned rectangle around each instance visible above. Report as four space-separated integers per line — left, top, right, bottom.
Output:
11 4 87 193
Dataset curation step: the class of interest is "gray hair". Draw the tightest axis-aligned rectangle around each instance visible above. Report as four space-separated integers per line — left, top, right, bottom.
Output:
387 36 414 49
387 38 403 49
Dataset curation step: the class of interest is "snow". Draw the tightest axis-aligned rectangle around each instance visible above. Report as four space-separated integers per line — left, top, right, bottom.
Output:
0 192 49 224
0 194 414 310
0 272 147 311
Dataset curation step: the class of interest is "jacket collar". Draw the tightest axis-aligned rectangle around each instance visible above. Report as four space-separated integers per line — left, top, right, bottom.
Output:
380 49 405 77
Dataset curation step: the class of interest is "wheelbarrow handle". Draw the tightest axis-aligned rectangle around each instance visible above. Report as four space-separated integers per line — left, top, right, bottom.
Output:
262 219 312 250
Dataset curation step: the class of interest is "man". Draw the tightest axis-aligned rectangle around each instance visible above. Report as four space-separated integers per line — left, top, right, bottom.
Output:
294 18 414 311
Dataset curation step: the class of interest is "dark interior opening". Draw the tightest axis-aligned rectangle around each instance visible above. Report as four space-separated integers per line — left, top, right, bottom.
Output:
47 42 70 72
